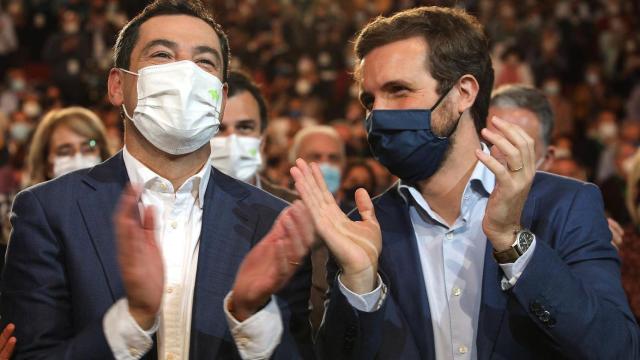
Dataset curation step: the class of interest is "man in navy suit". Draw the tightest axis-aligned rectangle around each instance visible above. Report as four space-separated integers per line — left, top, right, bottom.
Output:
291 6 639 359
1 1 315 359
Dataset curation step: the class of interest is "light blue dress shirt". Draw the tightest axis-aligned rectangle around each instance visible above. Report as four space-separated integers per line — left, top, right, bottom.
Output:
339 146 536 360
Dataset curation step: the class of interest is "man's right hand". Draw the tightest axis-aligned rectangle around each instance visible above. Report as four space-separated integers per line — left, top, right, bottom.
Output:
114 186 164 330
290 159 382 294
0 324 16 360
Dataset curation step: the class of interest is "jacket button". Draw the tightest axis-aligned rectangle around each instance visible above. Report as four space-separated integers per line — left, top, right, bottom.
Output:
530 300 542 314
540 310 551 322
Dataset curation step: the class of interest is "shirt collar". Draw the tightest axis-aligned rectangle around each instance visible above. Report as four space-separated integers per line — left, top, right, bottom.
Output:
122 146 211 208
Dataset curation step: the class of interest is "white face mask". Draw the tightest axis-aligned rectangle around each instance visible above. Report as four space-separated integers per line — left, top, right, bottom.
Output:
53 153 101 178
120 60 224 155
210 134 262 181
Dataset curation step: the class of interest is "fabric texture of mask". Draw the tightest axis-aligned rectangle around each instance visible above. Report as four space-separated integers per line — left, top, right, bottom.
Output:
365 87 458 183
319 162 341 194
210 134 262 181
10 123 32 143
121 60 224 155
53 153 101 178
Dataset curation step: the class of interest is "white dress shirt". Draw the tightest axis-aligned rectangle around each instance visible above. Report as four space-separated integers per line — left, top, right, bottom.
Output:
339 145 536 360
102 147 282 360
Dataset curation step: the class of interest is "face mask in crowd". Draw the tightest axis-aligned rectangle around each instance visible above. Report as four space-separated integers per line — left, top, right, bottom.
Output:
53 153 101 178
119 60 224 155
210 134 262 181
365 87 459 183
319 162 341 194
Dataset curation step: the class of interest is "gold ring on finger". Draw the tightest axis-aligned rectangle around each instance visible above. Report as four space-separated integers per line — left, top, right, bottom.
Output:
508 163 524 172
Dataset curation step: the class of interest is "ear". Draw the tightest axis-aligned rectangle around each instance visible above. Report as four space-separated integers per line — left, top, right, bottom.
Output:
456 74 479 114
538 145 556 172
107 68 125 107
219 82 229 121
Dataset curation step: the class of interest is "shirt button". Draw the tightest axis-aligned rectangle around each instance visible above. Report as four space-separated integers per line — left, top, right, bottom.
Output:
167 286 174 294
159 183 168 191
452 287 462 296
170 220 177 229
446 232 453 240
129 347 140 357
458 345 468 354
167 352 175 360
237 336 249 348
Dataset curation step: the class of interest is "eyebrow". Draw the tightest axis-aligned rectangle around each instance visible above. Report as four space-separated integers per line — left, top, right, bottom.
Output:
140 40 222 66
194 45 222 67
140 39 178 56
235 119 258 126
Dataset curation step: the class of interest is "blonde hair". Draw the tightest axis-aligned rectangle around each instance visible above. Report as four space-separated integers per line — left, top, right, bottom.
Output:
626 150 640 225
26 107 111 186
288 125 345 165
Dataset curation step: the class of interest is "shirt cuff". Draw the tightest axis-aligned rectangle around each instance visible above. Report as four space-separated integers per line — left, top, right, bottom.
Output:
103 298 159 360
224 292 283 360
499 237 537 290
338 273 387 312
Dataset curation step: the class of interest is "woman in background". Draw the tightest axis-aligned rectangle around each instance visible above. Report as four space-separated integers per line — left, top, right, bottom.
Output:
24 106 111 186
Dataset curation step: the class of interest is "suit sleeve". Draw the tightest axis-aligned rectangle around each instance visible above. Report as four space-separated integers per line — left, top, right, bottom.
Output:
511 183 639 359
0 189 113 359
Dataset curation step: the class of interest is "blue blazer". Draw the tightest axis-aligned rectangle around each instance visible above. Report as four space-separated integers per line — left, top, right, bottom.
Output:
317 172 639 359
1 152 313 359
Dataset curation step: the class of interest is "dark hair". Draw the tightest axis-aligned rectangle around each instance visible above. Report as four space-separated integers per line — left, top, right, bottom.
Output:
227 70 268 133
490 84 554 147
354 6 494 133
113 0 230 82
344 159 377 194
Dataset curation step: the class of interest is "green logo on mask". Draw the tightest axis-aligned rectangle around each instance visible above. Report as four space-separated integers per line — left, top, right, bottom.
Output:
209 89 220 102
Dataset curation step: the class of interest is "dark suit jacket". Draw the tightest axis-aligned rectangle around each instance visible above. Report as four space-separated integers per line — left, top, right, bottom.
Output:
317 172 639 359
0 152 313 359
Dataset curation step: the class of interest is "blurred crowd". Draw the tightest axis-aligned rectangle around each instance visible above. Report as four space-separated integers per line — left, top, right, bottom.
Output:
0 0 639 272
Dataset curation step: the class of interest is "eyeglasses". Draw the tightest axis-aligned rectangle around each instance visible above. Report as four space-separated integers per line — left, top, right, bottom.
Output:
53 139 98 157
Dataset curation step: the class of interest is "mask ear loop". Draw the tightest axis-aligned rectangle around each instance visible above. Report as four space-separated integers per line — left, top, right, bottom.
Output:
117 68 139 121
429 84 464 140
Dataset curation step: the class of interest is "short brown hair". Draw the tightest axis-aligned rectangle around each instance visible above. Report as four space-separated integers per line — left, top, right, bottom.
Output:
354 6 494 133
27 107 111 185
113 0 230 82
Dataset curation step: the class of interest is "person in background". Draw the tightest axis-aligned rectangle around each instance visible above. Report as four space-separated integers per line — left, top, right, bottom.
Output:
1 106 111 269
25 106 112 186
488 84 555 171
338 159 377 213
288 125 346 199
211 70 297 203
288 124 347 330
488 84 625 247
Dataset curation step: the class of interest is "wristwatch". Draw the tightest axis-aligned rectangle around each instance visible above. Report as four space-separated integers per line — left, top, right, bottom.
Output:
493 229 535 264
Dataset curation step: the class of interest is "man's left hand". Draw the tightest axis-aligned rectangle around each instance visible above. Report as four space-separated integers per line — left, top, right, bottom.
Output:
230 200 315 321
476 116 536 251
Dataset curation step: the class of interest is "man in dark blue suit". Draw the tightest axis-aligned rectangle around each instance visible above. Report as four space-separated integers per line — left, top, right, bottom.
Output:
291 6 639 359
1 1 315 359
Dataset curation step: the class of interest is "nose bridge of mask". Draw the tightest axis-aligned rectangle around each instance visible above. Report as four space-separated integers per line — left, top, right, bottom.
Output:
126 61 222 120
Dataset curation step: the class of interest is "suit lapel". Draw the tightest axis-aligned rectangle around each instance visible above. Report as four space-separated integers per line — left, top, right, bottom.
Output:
190 169 255 358
77 152 128 301
377 188 436 359
476 190 537 360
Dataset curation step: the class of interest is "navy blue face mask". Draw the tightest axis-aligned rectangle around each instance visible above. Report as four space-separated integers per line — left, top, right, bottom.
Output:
365 89 461 183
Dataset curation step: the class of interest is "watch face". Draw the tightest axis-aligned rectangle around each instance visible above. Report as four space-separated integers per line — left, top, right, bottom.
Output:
517 230 534 253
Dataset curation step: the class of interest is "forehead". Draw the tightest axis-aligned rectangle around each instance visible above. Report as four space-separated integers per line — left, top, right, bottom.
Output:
358 36 431 89
299 133 341 153
133 15 220 59
488 106 541 140
224 91 261 123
